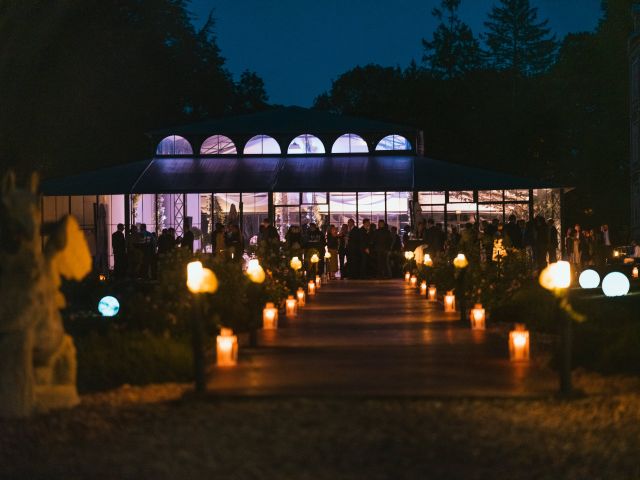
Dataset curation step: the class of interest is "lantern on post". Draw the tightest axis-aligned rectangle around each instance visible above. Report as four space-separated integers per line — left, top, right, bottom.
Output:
453 253 469 322
404 251 415 261
245 258 265 284
423 254 433 267
444 290 456 313
290 256 302 272
308 280 316 296
216 328 238 366
453 253 469 269
428 285 437 302
263 302 278 329
186 261 219 394
296 287 306 307
469 303 486 330
509 324 530 362
420 281 427 295
285 295 297 318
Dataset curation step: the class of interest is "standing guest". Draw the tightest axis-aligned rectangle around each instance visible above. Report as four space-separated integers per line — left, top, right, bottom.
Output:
111 223 126 279
259 218 280 250
632 240 640 258
600 224 612 263
372 219 392 278
359 219 372 278
401 225 411 250
326 225 339 279
569 225 583 271
337 224 348 278
389 225 402 277
416 219 427 243
564 228 573 260
183 224 195 253
425 219 442 256
138 223 153 279
534 215 549 270
504 215 522 249
212 223 226 257
285 225 303 257
305 223 325 273
226 224 243 261
127 225 142 278
547 219 558 263
346 218 362 278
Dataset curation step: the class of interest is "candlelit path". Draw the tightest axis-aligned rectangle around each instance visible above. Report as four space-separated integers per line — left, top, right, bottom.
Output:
208 280 557 396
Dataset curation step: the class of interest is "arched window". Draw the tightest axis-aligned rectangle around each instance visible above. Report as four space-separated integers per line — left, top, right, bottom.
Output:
200 135 237 155
287 134 325 154
155 135 193 155
243 135 281 154
331 133 369 154
375 135 412 151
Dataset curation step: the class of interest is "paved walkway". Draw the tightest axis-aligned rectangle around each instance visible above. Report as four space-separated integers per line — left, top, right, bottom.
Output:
208 279 557 396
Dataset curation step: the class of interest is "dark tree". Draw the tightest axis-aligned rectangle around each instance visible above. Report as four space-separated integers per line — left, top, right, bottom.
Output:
483 0 558 77
233 70 269 113
422 0 482 79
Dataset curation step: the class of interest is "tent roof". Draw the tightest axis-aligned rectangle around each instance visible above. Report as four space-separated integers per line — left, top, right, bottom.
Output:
41 155 559 196
149 106 417 138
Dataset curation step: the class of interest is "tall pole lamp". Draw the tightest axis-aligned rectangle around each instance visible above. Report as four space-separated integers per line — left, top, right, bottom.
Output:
453 253 469 322
186 261 219 394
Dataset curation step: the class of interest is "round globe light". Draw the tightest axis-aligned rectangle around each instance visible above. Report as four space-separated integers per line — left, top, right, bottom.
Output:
98 296 120 317
578 269 600 289
601 272 630 297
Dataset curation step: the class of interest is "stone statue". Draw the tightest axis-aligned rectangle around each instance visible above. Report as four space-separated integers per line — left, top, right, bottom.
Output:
0 172 91 417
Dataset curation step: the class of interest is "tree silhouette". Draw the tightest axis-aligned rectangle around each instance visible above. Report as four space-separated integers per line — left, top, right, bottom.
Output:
484 0 558 77
422 0 482 79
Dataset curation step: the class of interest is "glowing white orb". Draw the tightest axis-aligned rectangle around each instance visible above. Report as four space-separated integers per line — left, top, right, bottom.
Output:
578 269 600 289
601 272 630 297
98 296 120 317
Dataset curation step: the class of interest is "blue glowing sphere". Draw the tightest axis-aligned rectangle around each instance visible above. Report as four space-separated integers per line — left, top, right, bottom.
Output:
98 296 120 317
578 269 600 289
601 272 630 297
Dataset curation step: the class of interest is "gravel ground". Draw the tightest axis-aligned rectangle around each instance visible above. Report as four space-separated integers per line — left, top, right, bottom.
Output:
2 375 640 480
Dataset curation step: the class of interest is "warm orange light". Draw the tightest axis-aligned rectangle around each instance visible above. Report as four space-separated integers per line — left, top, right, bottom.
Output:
420 281 427 295
290 256 303 271
216 328 238 366
633 267 639 279
405 272 411 283
186 261 219 294
469 303 486 330
423 254 433 267
98 274 106 282
246 258 266 284
285 295 297 318
404 251 415 261
315 275 321 289
444 291 456 313
410 275 417 287
453 253 469 269
296 288 306 307
509 324 530 362
263 302 278 329
308 281 316 296
428 285 437 302
310 253 320 264
539 261 571 291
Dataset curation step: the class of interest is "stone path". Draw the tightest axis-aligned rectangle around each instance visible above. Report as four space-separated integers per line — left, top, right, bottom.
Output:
208 279 557 396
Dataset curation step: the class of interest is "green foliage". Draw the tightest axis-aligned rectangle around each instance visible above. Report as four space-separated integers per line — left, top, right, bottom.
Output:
75 331 192 393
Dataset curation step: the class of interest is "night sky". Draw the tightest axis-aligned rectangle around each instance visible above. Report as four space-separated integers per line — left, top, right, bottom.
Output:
189 0 603 106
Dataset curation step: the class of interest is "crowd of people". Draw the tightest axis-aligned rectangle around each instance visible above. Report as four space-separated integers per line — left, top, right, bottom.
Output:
111 214 619 281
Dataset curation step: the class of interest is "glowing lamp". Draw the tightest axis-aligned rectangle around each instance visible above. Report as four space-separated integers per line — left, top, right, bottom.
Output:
98 274 106 282
296 288 306 307
410 275 417 288
632 266 638 279
324 250 331 259
310 253 320 264
263 302 278 329
405 272 411 283
444 291 456 313
420 281 427 295
539 261 571 291
290 256 302 271
404 251 415 261
509 324 530 362
423 254 433 267
286 295 297 318
601 272 630 297
428 285 437 302
98 295 119 317
246 258 266 284
469 303 486 330
315 275 322 288
453 253 469 269
216 328 238 366
578 269 600 289
613 250 620 258
186 261 218 294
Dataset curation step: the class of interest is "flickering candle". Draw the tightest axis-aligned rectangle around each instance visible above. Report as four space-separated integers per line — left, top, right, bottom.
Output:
469 303 486 330
263 302 278 329
444 290 456 313
216 328 238 366
286 295 297 318
509 324 530 362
